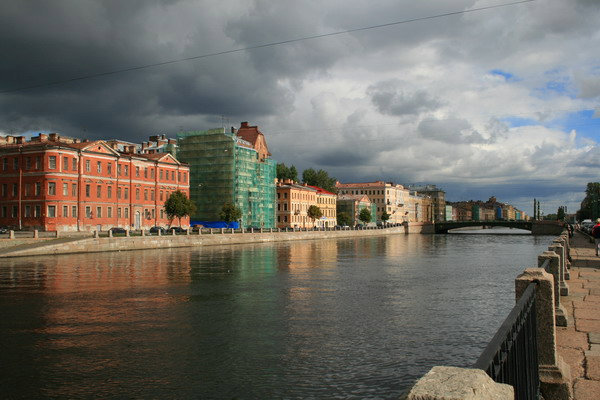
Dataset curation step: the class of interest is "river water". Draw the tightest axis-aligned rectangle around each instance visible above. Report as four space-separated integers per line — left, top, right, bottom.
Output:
0 230 552 399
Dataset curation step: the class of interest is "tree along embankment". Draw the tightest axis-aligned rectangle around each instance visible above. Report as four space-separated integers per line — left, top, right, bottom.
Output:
0 223 434 258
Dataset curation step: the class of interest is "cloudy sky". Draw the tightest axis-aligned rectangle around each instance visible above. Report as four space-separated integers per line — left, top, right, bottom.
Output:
1 0 599 216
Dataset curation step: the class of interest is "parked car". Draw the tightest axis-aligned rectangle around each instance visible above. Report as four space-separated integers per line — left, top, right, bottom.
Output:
169 226 186 234
109 227 127 235
149 226 166 235
0 227 9 234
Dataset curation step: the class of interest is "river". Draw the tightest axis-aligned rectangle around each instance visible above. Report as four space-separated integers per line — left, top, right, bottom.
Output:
0 230 552 398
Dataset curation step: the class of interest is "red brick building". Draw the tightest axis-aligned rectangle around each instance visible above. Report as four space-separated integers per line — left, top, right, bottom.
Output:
0 133 190 232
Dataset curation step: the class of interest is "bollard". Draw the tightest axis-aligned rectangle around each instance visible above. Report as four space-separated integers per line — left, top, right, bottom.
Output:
55 230 60 238
93 230 99 238
126 228 130 237
108 229 113 238
538 251 569 326
231 228 235 234
220 228 224 234
260 228 263 233
401 366 513 400
141 229 145 237
158 229 161 236
515 268 572 400
172 228 176 236
9 230 14 239
33 230 39 239
186 228 190 235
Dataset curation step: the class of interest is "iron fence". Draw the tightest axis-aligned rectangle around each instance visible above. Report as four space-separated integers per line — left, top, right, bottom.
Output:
473 282 540 400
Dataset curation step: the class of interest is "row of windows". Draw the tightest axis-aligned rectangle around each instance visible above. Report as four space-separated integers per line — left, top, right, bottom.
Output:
1 182 182 202
1 155 187 183
0 204 172 220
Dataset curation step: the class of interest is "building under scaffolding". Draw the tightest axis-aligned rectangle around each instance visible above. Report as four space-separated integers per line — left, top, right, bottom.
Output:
176 123 276 228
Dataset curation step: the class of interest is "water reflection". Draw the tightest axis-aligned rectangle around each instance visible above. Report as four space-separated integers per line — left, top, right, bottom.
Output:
0 234 553 398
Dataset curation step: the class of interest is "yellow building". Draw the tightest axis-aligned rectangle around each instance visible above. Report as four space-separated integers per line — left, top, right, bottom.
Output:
276 179 317 228
336 181 410 224
307 185 337 228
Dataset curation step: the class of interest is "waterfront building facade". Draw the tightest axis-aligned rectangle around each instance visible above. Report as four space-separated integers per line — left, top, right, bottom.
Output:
177 122 276 228
336 181 409 224
0 133 190 231
336 194 376 226
307 185 337 228
407 184 446 222
276 180 317 229
406 191 433 223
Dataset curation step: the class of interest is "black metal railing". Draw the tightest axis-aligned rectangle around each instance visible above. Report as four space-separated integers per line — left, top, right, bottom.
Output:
473 282 540 400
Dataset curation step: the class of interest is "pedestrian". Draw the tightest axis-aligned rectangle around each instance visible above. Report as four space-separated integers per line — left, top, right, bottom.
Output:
591 218 600 256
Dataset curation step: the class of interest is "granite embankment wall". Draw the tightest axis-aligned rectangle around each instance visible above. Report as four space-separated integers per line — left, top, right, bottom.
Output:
0 223 433 258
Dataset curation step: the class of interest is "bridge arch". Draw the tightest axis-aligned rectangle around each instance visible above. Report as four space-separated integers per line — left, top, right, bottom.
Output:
434 220 533 234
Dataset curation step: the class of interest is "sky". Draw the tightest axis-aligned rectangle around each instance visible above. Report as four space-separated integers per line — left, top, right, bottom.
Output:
1 0 599 217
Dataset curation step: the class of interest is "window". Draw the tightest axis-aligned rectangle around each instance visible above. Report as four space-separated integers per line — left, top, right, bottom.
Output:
124 165 129 176
107 207 112 218
171 171 174 180
136 188 140 200
124 188 129 199
63 157 68 170
151 190 155 201
48 182 56 195
86 206 91 218
97 161 102 173
96 185 101 197
12 183 17 197
72 183 77 197
72 158 77 170
136 166 140 177
24 205 31 218
183 172 187 182
107 163 112 175
124 207 129 218
48 205 56 218
2 158 6 170
151 209 155 218
1 183 5 196
97 206 102 218
160 190 163 201
117 208 122 218
34 205 41 217
178 172 181 182
160 209 164 219
13 158 19 170
72 206 77 218
117 187 121 199
35 182 41 196
24 184 29 196
144 168 148 178
117 164 122 176
160 169 163 179
48 156 56 169
107 186 112 199
144 189 148 201
63 205 68 217
1 206 6 217
36 157 41 170
85 184 90 197
25 157 31 170
12 206 18 218
85 160 90 172
151 169 154 179
63 183 68 196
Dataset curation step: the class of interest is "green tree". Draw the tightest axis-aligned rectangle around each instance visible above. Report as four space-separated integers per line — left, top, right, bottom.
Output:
307 205 323 225
164 190 196 227
359 207 372 225
302 168 337 193
337 212 351 226
276 163 299 182
381 211 390 224
577 182 600 221
557 206 566 221
219 202 242 223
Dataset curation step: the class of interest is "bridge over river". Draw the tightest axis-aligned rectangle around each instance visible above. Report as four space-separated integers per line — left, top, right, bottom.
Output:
434 220 563 235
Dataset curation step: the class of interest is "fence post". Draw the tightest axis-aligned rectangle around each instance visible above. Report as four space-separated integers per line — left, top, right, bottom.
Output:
538 251 568 327
9 230 14 239
401 366 513 400
515 268 572 400
549 241 569 296
33 230 39 239
108 229 113 238
93 230 99 238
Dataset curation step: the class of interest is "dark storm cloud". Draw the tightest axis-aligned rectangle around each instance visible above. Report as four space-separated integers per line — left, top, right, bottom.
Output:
0 0 298 141
367 80 442 117
417 118 487 144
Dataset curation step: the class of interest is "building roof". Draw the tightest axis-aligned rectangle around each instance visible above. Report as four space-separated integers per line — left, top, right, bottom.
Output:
236 121 271 156
306 185 336 196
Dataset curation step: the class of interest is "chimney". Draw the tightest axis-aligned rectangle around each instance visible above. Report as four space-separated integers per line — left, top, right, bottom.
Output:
240 121 249 128
6 136 14 144
39 133 48 141
142 142 148 150
16 136 25 144
49 133 59 141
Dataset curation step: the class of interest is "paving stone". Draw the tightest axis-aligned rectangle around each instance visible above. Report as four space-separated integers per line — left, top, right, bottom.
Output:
556 327 589 349
584 295 600 303
590 288 600 295
575 308 600 320
571 286 591 295
587 355 600 380
573 300 600 309
589 333 600 344
558 347 585 379
584 281 600 289
574 378 600 400
576 319 600 333
591 344 600 352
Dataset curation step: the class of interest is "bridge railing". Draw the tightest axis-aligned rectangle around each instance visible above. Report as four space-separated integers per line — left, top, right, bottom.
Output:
473 281 540 400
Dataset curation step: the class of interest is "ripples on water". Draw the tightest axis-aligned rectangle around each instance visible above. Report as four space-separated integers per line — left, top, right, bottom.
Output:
0 231 553 398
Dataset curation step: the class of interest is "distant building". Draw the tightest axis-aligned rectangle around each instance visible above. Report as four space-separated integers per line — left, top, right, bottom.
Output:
176 122 276 228
276 180 317 229
336 194 376 226
307 185 337 228
0 133 190 231
407 184 446 222
406 191 433 223
336 181 409 224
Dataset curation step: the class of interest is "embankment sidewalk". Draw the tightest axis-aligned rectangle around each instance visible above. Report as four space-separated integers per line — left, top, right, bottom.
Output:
557 231 600 399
